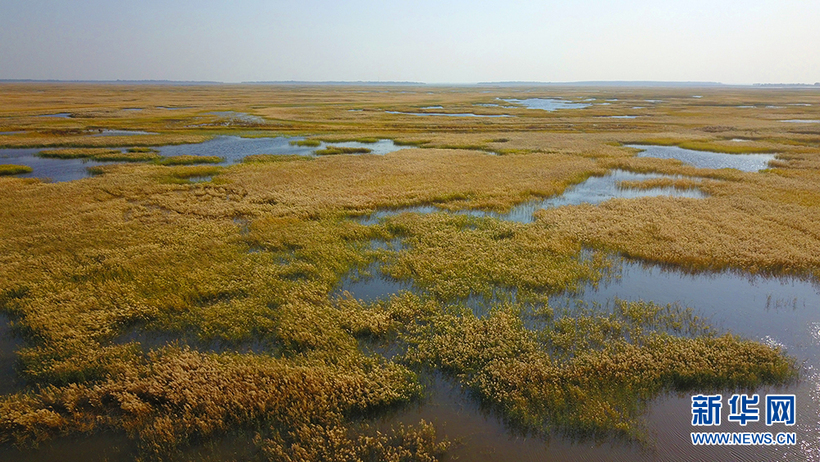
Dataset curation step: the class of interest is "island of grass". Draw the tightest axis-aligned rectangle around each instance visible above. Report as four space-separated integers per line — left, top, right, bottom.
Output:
289 139 322 147
0 164 32 175
242 154 312 163
155 155 223 165
314 146 372 155
37 148 161 162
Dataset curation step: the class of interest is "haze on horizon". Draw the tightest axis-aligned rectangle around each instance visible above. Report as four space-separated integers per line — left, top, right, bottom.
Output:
1 0 818 85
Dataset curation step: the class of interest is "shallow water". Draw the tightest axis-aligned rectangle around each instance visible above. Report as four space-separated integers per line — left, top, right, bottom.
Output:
503 98 591 111
92 129 157 137
628 144 776 172
781 119 820 124
157 136 406 164
0 137 409 181
0 148 106 182
357 170 706 225
349 255 820 462
602 115 638 119
37 113 71 118
385 111 512 118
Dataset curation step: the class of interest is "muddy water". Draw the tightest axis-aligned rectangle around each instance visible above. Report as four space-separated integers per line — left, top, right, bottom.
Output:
628 145 776 172
357 170 707 225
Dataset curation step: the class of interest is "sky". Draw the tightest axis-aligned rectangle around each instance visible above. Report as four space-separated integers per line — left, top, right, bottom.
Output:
0 0 818 84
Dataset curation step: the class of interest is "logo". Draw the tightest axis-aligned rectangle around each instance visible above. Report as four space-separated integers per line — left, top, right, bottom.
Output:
692 394 722 426
766 395 796 426
690 393 797 446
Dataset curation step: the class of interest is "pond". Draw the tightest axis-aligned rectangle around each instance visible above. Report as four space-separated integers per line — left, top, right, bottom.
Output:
385 111 512 118
356 169 707 225
0 148 106 182
781 120 820 124
157 136 407 164
627 144 776 172
502 98 591 111
0 137 409 181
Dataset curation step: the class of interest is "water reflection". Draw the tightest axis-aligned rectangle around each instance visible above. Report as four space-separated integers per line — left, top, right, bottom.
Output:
628 144 776 172
502 98 591 111
385 111 512 118
0 148 106 182
357 170 707 225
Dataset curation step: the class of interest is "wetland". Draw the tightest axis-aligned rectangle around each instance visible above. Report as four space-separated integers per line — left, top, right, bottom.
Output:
0 83 819 461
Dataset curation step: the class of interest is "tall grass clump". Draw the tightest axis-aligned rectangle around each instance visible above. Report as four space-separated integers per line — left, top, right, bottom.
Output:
0 165 32 175
289 139 321 147
314 146 372 156
156 155 223 166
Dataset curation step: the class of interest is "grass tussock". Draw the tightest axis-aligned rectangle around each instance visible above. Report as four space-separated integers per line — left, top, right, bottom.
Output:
156 155 223 166
289 139 321 147
0 165 32 175
159 165 224 183
242 154 312 163
37 148 122 159
37 148 161 162
617 177 703 191
314 146 372 156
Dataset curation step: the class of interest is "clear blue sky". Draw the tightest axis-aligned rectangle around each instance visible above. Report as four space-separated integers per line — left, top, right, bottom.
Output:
1 0 818 84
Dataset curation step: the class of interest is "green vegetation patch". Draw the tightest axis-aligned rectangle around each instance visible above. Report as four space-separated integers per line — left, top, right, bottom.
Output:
93 151 161 162
242 154 313 163
381 213 612 301
0 164 32 175
289 139 321 147
315 146 372 156
37 148 121 159
393 139 429 146
156 155 223 166
159 165 224 183
37 148 161 162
